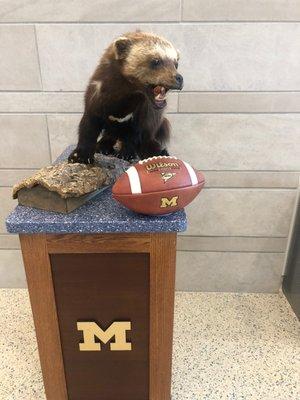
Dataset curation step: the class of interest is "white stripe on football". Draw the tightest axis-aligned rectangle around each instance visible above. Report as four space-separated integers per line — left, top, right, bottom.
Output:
126 166 142 194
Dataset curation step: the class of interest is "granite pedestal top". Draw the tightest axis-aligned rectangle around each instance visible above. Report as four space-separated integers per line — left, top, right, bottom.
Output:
6 147 187 234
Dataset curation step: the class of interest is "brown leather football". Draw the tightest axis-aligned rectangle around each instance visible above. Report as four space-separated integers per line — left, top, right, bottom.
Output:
112 156 205 215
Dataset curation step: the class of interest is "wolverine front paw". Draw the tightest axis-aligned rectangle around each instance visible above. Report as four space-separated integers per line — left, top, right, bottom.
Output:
68 148 95 164
117 149 136 162
95 141 117 156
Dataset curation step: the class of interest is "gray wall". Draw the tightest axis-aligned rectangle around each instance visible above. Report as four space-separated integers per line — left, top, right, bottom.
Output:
0 1 299 292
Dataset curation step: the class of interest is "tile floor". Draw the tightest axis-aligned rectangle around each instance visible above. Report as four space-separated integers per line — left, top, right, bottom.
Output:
0 290 299 400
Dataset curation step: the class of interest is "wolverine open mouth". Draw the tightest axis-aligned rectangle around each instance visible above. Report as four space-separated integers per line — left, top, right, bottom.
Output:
152 85 168 109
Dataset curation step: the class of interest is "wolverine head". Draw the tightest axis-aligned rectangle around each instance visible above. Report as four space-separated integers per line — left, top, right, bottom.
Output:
113 31 183 109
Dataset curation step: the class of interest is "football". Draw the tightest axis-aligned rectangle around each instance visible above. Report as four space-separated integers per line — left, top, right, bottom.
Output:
112 156 205 215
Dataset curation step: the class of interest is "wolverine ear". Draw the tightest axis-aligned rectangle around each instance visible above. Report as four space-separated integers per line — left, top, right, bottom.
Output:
114 36 132 60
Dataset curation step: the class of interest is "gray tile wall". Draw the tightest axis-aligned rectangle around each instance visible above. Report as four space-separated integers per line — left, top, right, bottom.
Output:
0 1 299 292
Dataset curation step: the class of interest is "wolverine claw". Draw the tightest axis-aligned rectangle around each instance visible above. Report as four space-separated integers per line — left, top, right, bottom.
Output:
68 149 94 164
118 154 130 161
102 149 116 156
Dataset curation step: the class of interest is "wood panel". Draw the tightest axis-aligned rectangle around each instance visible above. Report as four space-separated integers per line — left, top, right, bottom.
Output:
51 252 150 400
149 233 177 400
19 234 67 400
19 232 177 400
47 233 150 253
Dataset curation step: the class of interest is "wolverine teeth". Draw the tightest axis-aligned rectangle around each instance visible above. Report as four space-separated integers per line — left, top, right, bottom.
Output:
153 85 167 102
155 94 166 101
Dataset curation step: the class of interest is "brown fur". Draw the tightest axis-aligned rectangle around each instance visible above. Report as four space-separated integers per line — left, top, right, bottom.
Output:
68 31 183 163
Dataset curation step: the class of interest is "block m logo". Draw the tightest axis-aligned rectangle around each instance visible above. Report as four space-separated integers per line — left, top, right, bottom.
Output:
77 321 132 351
160 196 179 208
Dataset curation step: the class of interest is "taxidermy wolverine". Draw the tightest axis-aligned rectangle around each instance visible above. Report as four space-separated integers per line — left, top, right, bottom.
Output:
68 31 183 164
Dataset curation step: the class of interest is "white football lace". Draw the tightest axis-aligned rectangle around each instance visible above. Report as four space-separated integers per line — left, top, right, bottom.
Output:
138 155 178 164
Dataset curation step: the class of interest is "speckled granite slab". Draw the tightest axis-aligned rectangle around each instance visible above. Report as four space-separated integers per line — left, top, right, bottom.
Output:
6 146 187 234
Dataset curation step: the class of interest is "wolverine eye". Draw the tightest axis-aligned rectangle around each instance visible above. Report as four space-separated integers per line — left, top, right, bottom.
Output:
151 58 161 68
174 61 178 69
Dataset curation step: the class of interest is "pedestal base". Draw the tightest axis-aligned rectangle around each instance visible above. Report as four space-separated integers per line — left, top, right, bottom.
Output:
20 233 177 400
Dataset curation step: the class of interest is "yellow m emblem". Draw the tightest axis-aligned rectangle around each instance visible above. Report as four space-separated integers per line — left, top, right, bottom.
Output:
77 321 132 351
160 196 179 208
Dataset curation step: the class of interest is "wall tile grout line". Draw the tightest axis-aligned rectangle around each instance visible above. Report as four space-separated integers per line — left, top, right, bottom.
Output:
178 90 300 93
180 0 183 22
2 112 300 115
33 25 43 91
1 184 297 190
45 115 53 163
199 170 300 173
1 185 298 190
5 90 300 93
0 168 39 171
0 248 20 250
0 168 299 173
0 21 300 25
201 187 297 191
172 112 300 115
2 90 300 93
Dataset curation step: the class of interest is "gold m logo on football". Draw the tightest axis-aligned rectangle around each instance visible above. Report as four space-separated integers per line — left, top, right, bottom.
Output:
160 196 179 208
77 321 132 351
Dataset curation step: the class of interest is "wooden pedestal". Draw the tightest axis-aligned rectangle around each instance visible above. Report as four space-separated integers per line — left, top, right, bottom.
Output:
20 233 177 400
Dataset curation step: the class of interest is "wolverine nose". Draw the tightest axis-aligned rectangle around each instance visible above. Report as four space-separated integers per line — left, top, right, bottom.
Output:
175 73 183 90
